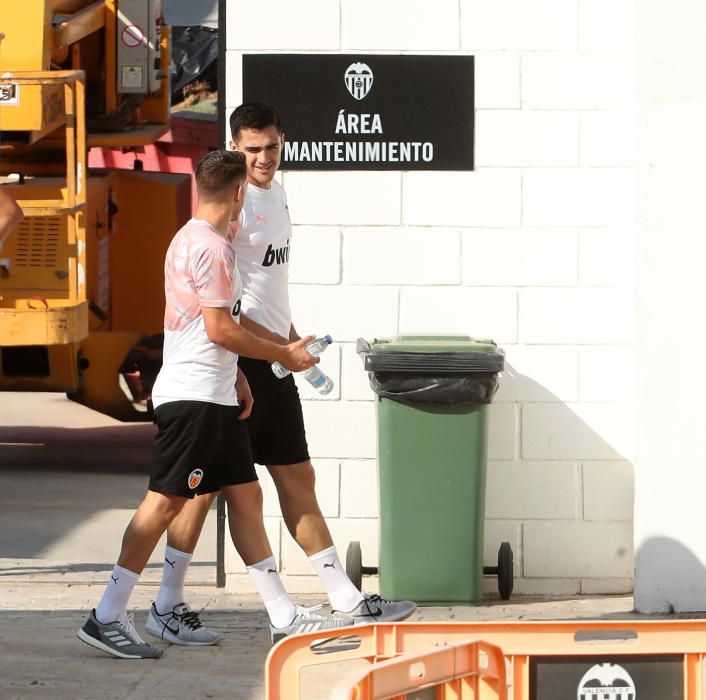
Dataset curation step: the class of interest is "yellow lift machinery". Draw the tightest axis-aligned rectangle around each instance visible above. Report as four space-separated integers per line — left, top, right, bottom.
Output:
0 0 191 419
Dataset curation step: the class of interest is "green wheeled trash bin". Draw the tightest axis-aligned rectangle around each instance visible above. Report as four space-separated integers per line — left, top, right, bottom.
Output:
349 334 511 604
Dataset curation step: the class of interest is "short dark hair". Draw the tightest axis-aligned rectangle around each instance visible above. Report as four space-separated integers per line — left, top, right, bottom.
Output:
230 102 282 141
195 150 246 197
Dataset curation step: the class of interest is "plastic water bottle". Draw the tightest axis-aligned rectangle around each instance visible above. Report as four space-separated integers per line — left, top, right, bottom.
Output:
272 335 335 394
301 364 334 395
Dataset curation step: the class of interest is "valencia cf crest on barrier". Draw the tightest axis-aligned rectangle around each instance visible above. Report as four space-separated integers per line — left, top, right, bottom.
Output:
344 62 373 100
577 663 636 700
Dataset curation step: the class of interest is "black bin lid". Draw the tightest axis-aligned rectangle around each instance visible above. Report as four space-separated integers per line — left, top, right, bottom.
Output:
358 334 504 374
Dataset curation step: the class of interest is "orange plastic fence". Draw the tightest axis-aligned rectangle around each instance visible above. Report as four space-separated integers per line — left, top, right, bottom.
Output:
265 619 706 700
329 639 507 700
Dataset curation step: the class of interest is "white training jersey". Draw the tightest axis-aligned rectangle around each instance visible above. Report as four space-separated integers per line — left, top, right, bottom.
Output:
151 218 242 409
231 180 292 339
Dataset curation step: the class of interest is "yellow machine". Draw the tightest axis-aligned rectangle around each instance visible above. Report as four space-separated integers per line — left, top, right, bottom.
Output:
0 0 191 419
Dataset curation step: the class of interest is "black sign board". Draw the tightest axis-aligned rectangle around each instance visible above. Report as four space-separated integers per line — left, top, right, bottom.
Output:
241 54 474 171
530 654 684 700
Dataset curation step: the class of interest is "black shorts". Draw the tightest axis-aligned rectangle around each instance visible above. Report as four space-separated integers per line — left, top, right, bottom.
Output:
150 400 257 498
238 357 310 466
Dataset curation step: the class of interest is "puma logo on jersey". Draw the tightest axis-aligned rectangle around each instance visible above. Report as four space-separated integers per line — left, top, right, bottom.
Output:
262 240 290 267
232 299 241 317
323 562 336 569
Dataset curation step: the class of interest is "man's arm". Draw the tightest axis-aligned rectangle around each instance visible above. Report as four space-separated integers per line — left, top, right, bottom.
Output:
235 368 254 420
202 306 317 372
240 313 305 348
0 189 23 247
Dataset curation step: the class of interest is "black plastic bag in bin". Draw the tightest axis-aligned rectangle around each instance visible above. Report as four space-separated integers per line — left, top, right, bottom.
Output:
357 337 504 410
369 373 499 409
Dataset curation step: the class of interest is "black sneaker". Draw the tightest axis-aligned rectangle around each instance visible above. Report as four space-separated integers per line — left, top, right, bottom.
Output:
77 609 162 659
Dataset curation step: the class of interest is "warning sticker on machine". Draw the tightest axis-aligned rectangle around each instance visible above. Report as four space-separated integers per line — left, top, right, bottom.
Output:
121 24 146 48
121 66 143 90
0 83 19 105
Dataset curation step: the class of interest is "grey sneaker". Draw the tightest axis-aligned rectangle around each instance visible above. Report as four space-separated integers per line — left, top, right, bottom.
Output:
270 604 353 644
77 609 163 659
145 602 220 646
333 594 417 624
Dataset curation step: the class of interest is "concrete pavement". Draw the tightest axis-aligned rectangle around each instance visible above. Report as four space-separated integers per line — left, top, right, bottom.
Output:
0 393 659 699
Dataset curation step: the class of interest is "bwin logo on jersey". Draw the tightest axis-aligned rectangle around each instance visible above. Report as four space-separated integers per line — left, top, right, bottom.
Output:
577 662 636 700
262 240 290 267
345 62 373 101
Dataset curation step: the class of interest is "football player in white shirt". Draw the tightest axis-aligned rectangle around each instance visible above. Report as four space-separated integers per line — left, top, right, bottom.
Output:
157 103 417 638
77 151 350 658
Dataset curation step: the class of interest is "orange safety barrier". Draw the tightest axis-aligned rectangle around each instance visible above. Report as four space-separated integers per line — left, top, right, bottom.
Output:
265 619 706 700
330 639 507 700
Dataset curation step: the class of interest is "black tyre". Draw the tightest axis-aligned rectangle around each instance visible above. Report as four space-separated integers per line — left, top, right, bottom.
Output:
346 541 363 591
498 541 514 600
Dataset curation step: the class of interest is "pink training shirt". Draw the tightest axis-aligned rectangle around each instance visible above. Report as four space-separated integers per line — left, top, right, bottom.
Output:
151 218 242 409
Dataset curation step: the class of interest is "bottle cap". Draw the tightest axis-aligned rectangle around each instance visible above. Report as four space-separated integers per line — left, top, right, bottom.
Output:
324 335 333 344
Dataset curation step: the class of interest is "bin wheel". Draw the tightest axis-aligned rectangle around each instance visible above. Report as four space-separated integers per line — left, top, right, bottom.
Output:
497 541 514 600
346 541 363 591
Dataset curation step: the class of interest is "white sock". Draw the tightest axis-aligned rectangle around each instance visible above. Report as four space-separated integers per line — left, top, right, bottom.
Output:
309 546 364 613
247 556 297 628
95 564 139 623
155 545 192 614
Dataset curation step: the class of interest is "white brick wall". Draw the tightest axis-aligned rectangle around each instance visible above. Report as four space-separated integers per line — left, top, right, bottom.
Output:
290 285 399 342
226 1 340 51
403 171 522 227
460 0 578 51
485 462 580 519
519 288 636 344
582 461 634 520
342 0 460 51
225 0 637 597
475 111 579 167
524 521 633 578
399 287 518 343
474 54 521 109
580 111 637 167
522 53 636 109
579 229 636 287
284 172 401 226
579 346 636 402
496 346 579 402
522 403 636 460
344 227 461 286
461 229 578 287
579 0 636 51
523 169 636 227
289 227 341 285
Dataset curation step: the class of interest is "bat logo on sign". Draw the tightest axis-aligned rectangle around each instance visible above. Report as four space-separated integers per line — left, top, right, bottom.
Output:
577 662 636 700
345 62 374 101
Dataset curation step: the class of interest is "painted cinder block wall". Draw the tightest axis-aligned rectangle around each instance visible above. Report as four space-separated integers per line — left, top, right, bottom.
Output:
223 0 637 595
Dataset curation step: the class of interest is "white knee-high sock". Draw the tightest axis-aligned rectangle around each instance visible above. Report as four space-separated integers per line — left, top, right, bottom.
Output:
155 545 192 614
247 556 297 628
308 546 364 613
95 564 140 623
